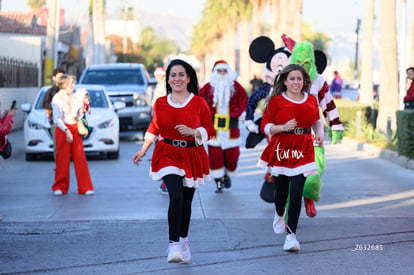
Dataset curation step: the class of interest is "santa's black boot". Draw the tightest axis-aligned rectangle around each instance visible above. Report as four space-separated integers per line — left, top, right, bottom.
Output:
215 178 224 193
223 175 232 188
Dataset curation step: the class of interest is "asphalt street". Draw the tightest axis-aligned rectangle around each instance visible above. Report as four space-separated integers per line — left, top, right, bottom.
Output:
1 128 413 274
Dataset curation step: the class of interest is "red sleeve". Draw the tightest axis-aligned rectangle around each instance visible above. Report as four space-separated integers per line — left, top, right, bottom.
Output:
230 81 248 118
198 97 216 140
0 112 14 136
260 97 277 133
404 82 414 101
198 83 215 115
146 101 160 136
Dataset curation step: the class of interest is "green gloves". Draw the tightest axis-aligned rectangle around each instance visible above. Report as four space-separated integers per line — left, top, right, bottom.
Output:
331 130 344 144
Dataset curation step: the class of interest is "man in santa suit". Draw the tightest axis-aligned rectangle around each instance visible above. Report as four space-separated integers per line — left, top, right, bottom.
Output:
199 60 248 193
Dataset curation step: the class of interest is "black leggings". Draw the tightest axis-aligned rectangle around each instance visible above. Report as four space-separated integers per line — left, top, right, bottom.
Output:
163 174 196 242
274 174 306 234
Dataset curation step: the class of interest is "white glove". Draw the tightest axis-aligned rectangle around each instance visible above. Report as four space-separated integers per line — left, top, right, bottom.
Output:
245 120 259 133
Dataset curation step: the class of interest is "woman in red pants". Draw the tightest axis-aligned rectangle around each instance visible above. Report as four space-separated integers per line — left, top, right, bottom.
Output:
51 74 94 196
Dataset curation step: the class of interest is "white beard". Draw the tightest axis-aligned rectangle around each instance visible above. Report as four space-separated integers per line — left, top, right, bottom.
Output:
211 74 233 112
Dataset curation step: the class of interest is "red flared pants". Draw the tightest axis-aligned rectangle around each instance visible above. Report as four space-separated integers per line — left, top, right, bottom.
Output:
52 123 93 194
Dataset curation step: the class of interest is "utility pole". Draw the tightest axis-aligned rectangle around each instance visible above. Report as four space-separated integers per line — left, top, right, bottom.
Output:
43 0 60 85
399 0 407 110
123 0 129 55
354 18 361 83
91 0 106 65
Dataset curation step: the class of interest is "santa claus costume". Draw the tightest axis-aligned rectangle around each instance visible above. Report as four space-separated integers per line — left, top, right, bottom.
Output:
199 60 248 193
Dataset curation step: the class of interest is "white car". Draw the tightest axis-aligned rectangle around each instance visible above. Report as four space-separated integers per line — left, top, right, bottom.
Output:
21 85 125 160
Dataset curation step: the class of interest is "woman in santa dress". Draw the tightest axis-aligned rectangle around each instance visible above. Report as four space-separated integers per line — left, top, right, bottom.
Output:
258 64 323 252
133 59 215 264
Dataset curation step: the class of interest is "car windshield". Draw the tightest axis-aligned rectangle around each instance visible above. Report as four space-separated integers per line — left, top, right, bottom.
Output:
81 69 145 85
34 89 109 109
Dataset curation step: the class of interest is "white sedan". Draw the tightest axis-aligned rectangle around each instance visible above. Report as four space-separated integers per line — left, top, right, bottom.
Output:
21 84 125 160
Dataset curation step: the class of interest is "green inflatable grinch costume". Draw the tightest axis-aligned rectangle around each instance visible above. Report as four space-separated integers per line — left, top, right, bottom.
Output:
287 39 344 217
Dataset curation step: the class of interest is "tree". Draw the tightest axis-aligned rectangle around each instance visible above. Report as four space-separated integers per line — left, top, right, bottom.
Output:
301 24 330 52
410 0 414 66
377 0 399 132
359 0 375 107
107 27 179 73
27 0 46 16
140 27 180 72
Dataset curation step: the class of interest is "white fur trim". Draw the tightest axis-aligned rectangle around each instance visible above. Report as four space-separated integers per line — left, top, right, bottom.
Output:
210 167 225 179
213 63 230 71
257 159 318 177
149 166 211 188
144 132 158 142
264 123 274 136
195 127 208 145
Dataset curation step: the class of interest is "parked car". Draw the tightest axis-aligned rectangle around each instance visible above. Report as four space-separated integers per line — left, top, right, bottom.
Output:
339 83 360 101
20 84 125 160
78 63 156 131
335 82 379 101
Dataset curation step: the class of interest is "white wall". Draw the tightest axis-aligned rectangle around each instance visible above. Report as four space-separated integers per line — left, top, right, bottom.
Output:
0 34 43 130
0 34 42 64
0 88 39 131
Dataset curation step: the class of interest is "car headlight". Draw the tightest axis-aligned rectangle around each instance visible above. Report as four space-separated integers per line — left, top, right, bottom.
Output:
133 92 149 106
97 118 115 129
28 121 45 130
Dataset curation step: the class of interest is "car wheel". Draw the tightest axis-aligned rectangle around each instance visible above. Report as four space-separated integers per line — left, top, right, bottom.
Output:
25 153 37 161
107 150 119 160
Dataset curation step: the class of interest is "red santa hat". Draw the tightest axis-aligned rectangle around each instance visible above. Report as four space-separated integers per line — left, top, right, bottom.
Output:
281 34 296 52
212 60 230 71
154 67 165 76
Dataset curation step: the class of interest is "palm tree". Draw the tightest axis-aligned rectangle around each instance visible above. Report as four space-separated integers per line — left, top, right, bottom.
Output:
359 0 375 107
27 0 46 16
410 1 414 66
292 0 303 41
269 0 281 45
250 0 266 78
237 1 252 87
377 0 399 131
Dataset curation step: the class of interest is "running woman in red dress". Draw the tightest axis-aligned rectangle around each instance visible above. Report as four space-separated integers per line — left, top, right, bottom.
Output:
133 59 215 264
258 64 323 252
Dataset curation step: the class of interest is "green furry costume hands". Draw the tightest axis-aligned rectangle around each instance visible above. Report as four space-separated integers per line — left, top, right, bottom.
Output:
328 129 344 145
331 130 344 144
302 146 326 201
284 146 325 219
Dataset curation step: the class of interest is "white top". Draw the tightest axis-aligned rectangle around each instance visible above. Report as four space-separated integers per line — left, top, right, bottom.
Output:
51 91 77 131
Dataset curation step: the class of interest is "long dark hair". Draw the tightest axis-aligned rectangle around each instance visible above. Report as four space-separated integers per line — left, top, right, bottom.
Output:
267 64 311 103
165 59 199 95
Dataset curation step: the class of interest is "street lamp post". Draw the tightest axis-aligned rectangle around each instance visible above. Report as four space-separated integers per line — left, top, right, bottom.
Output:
354 18 361 82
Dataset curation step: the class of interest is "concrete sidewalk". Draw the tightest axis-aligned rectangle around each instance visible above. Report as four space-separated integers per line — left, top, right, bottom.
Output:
1 130 414 274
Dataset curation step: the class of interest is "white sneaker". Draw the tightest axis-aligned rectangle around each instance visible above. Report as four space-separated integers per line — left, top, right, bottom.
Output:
53 190 63 196
283 233 300 252
180 237 191 264
167 242 183 263
273 210 286 234
85 190 94 195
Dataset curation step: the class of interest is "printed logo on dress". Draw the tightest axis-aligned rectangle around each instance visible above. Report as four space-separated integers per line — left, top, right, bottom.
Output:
275 142 304 161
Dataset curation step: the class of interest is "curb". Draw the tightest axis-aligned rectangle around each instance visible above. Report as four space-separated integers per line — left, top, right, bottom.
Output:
341 137 414 171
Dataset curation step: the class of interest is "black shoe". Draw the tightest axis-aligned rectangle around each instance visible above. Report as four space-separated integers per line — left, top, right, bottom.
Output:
223 176 231 188
215 178 223 193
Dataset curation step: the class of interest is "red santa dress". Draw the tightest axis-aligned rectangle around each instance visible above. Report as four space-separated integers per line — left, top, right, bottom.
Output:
258 92 320 177
146 93 215 188
198 81 248 178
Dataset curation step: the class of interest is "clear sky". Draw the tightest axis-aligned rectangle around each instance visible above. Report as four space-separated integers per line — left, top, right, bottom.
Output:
1 0 363 34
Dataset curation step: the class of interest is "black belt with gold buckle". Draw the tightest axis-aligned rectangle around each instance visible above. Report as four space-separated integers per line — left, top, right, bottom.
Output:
163 138 197 147
285 128 311 135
